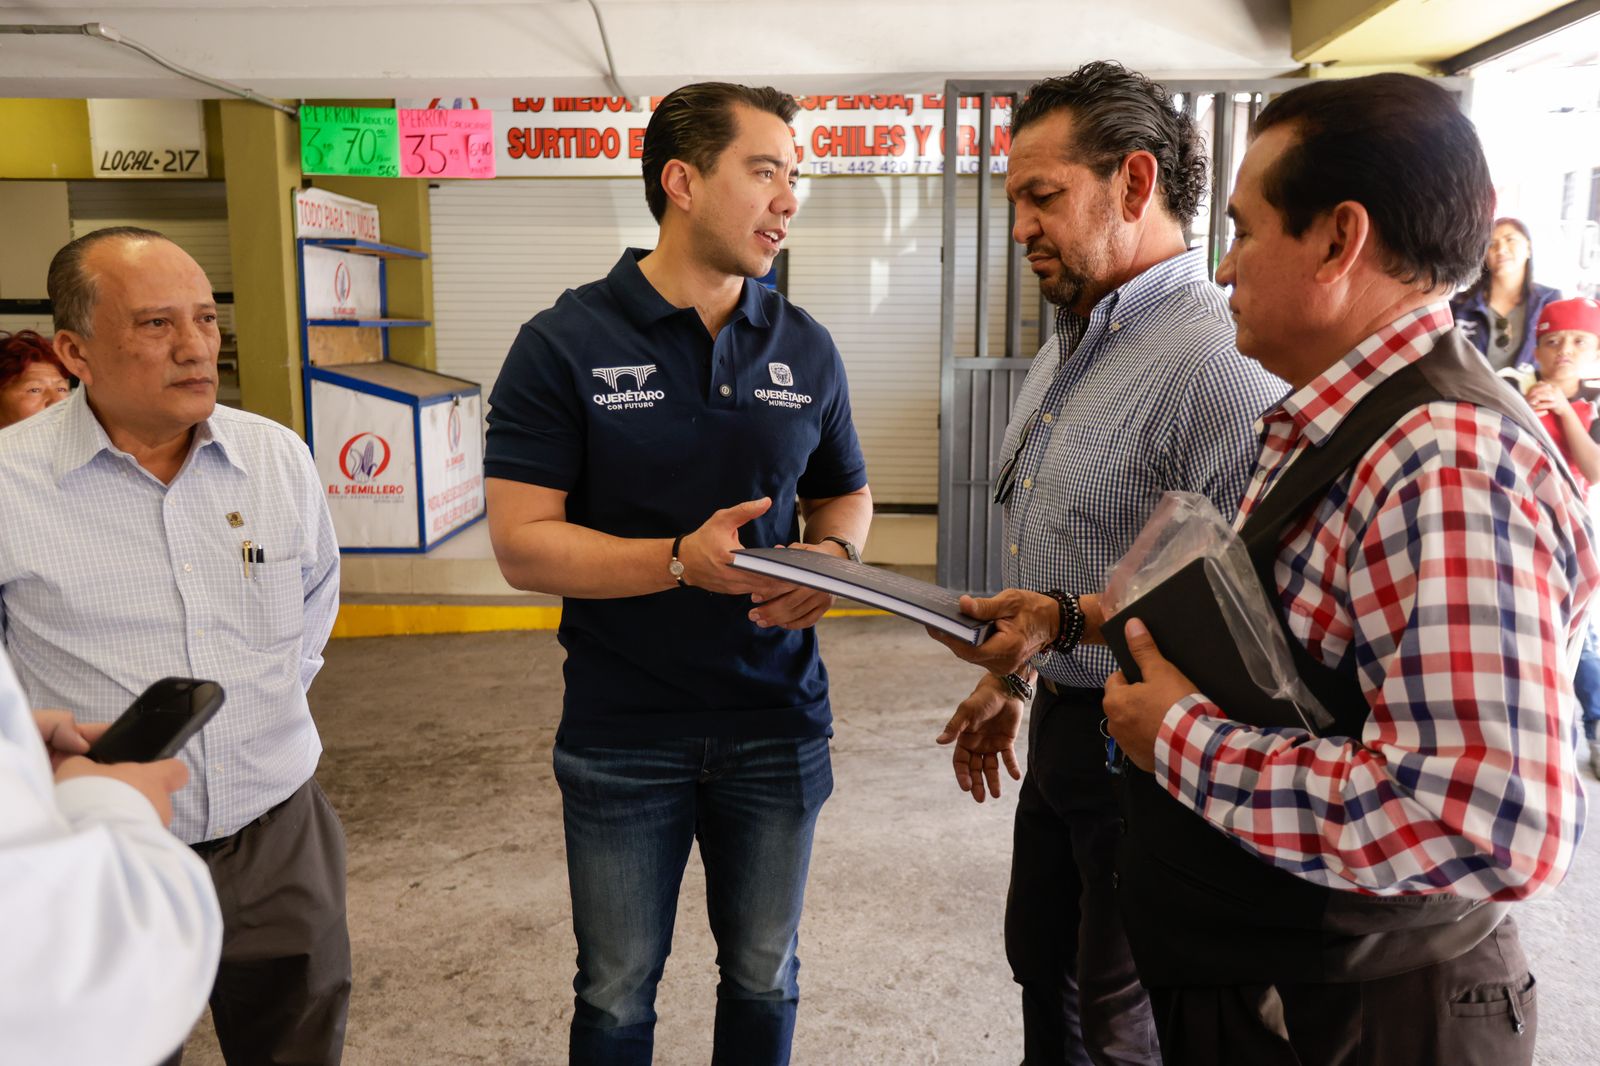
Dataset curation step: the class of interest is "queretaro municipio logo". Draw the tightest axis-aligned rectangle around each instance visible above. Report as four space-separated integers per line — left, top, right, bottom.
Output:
768 363 794 386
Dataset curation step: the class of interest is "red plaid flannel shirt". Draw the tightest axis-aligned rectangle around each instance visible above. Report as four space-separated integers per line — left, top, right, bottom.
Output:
1153 304 1599 899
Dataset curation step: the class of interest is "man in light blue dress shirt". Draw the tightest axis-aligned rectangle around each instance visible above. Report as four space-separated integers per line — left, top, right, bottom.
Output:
930 64 1284 1065
0 227 349 1065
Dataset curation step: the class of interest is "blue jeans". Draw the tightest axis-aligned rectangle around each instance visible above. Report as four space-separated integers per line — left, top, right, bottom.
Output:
1575 621 1600 742
552 735 833 1066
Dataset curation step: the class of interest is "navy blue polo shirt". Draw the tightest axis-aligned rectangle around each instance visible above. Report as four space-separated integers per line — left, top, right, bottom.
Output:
485 249 867 743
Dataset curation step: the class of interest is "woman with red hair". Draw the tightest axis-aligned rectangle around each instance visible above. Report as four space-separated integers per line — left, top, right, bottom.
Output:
0 331 71 428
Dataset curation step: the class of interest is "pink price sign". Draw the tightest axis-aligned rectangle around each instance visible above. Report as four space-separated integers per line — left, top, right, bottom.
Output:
397 109 497 179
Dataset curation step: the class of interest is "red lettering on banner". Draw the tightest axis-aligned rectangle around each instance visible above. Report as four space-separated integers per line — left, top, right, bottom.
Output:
551 97 631 113
810 125 910 158
511 98 545 112
505 126 631 160
913 125 934 154
923 94 942 110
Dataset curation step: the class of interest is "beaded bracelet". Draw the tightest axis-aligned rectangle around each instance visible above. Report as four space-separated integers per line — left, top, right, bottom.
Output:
1043 590 1086 654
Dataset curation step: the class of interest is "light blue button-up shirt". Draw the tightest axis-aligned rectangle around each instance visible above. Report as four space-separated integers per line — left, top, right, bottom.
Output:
0 389 340 843
999 249 1285 687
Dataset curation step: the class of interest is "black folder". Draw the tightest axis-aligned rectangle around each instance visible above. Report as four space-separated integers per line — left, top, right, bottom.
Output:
1100 557 1315 732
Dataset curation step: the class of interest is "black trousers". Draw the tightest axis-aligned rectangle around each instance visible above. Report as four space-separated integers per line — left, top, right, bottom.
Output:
163 777 352 1066
1006 685 1160 1066
1147 916 1536 1066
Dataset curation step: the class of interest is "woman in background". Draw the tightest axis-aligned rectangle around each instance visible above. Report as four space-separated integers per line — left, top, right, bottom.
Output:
1452 217 1562 372
0 330 71 429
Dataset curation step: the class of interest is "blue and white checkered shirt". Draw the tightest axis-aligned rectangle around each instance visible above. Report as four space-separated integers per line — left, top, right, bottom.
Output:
1000 248 1285 687
0 389 340 843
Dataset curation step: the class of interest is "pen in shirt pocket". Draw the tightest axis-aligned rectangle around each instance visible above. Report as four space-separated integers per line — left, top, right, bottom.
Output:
240 540 265 579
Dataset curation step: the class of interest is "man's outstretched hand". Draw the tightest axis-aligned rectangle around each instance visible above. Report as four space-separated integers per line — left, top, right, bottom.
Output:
925 588 1060 676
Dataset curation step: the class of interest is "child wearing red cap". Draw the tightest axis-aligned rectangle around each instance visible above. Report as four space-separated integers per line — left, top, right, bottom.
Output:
1526 296 1600 776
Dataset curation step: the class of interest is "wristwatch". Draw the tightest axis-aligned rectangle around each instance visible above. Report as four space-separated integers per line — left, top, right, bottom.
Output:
669 534 687 588
820 535 860 563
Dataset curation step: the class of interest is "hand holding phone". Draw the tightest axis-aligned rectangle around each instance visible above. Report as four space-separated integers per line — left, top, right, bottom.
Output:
86 678 226 764
55 756 190 826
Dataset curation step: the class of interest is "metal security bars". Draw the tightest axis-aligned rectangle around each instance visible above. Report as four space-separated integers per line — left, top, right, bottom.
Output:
935 77 1338 592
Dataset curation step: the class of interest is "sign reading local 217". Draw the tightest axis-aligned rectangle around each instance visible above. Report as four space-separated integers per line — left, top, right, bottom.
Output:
398 94 1015 178
88 100 208 179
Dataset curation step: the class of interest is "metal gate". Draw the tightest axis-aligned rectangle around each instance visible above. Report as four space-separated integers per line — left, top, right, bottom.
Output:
935 77 1336 591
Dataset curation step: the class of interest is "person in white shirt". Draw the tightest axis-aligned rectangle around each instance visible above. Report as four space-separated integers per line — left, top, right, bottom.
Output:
0 646 222 1065
0 225 348 1064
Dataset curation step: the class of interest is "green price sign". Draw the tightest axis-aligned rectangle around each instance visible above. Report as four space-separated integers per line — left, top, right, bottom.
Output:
300 106 400 177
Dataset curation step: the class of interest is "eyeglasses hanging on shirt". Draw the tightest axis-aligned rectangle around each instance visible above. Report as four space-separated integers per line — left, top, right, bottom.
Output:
993 405 1046 506
1494 314 1511 352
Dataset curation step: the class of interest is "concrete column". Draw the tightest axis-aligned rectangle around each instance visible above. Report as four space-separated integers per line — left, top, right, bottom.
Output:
220 99 304 434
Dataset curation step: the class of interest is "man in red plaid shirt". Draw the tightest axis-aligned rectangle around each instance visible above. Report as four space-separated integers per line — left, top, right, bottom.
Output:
1095 75 1600 1063
942 73 1598 1065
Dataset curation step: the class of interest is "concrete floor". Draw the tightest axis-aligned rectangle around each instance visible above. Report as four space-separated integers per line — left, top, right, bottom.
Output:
180 616 1599 1065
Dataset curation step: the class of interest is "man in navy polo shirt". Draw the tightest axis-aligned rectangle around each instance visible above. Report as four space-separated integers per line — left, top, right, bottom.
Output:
484 82 872 1065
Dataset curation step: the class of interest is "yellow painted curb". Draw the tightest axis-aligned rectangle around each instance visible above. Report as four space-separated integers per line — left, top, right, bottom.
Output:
332 603 889 638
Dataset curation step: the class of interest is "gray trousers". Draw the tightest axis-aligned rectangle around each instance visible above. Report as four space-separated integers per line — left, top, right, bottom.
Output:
164 777 352 1066
1148 916 1536 1066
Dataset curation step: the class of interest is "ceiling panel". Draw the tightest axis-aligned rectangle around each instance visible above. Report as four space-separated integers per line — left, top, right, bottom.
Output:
0 0 1297 99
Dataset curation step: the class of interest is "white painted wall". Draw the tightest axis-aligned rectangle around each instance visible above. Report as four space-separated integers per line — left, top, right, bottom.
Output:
428 172 1022 506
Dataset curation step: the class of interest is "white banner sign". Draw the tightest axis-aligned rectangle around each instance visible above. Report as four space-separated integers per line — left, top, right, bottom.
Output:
311 382 418 548
294 187 382 241
302 246 382 320
398 94 1014 179
420 395 485 542
88 99 208 179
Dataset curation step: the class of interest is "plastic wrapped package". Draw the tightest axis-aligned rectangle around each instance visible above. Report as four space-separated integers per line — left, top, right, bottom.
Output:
1101 492 1334 733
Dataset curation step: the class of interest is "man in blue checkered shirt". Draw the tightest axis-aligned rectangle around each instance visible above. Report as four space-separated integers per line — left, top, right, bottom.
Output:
930 63 1283 1065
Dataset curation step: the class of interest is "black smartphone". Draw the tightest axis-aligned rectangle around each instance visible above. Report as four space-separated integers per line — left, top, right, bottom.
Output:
86 678 226 764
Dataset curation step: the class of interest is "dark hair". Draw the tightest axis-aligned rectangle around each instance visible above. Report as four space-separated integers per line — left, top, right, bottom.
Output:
1251 74 1493 291
47 225 171 336
641 83 799 223
1010 61 1209 226
0 330 69 389
1466 217 1534 303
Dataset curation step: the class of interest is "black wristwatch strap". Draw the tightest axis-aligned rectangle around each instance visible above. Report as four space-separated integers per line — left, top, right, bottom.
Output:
670 534 687 588
997 672 1034 702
